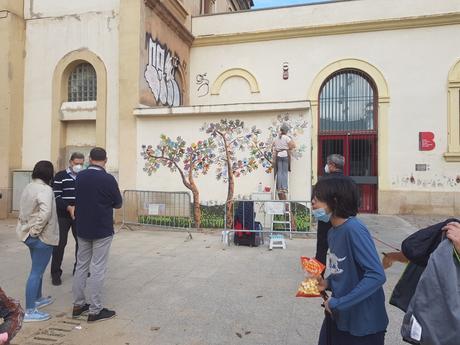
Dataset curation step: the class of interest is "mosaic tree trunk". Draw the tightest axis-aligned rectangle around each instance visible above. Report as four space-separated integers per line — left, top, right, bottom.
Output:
141 136 215 230
202 119 260 229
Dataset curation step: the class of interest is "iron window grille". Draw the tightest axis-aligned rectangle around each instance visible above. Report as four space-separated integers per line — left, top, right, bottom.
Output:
319 69 376 134
68 63 97 102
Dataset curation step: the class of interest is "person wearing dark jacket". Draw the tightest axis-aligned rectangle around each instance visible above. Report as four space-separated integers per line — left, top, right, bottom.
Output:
0 287 23 345
71 147 122 323
50 152 85 286
315 154 354 265
384 218 460 314
401 222 460 345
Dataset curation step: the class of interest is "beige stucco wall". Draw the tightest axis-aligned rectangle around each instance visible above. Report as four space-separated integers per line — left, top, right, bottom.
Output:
23 0 120 19
22 2 119 171
0 3 25 217
189 1 460 214
0 0 23 16
379 190 460 215
190 25 460 184
118 0 142 189
192 0 460 36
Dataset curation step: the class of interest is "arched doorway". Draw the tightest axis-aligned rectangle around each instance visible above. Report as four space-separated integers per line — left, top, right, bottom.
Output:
318 69 378 212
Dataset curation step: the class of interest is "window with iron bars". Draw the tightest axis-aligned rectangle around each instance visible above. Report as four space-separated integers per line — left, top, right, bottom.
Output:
319 69 376 133
68 63 97 102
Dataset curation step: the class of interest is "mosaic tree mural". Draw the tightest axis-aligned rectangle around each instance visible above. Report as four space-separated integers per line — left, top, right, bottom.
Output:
249 114 309 173
141 135 216 228
141 114 308 230
201 119 261 228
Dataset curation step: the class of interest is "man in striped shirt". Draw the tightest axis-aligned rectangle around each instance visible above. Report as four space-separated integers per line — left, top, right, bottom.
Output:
50 152 85 286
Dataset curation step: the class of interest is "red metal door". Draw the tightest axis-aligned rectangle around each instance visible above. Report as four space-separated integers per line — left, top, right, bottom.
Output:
318 134 377 213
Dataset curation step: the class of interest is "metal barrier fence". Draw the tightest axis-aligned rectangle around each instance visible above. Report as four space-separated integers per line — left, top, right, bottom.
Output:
122 190 192 229
223 199 314 244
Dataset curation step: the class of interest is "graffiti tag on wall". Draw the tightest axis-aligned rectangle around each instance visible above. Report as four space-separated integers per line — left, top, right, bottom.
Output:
144 35 181 107
392 174 460 189
196 73 209 97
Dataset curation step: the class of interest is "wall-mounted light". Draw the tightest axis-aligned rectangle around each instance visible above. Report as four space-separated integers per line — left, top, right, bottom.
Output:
283 62 289 80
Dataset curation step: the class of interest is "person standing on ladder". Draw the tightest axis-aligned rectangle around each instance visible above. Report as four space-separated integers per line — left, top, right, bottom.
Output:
273 123 296 200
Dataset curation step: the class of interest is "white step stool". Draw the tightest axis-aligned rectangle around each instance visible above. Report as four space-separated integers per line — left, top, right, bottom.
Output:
269 234 286 250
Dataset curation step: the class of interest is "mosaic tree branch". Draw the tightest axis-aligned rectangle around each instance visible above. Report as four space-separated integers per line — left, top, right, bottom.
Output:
141 136 216 228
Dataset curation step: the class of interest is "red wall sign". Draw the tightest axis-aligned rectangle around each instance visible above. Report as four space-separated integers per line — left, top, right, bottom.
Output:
419 132 435 151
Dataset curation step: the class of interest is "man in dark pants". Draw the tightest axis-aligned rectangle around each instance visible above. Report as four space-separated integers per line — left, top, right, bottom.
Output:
315 154 349 265
50 152 85 286
72 147 122 323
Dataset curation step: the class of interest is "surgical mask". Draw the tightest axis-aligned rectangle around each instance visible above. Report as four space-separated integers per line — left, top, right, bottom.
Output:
312 208 331 223
324 164 330 174
72 164 83 174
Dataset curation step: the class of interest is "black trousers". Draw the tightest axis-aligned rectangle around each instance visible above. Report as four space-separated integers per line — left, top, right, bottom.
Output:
318 313 385 345
50 217 78 278
315 220 332 265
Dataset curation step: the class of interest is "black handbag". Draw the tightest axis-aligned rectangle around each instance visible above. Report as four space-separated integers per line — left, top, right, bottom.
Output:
401 218 459 267
389 262 425 313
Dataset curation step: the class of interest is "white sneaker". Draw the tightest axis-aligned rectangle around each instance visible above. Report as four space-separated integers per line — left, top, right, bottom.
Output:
24 309 51 322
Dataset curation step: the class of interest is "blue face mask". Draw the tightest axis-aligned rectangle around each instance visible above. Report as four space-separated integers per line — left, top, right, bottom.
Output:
312 208 331 222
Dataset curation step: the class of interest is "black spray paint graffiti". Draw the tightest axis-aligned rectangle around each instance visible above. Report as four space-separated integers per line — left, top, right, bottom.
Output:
144 34 181 107
196 73 209 97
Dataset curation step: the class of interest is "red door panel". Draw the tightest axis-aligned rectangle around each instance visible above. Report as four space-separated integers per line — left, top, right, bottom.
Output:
318 134 377 213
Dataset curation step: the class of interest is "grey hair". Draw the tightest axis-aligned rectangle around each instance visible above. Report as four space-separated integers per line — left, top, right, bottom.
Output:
70 152 85 161
326 154 345 170
280 123 290 133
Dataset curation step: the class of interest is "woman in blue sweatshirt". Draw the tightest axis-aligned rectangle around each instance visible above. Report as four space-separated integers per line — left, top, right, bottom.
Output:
312 177 388 345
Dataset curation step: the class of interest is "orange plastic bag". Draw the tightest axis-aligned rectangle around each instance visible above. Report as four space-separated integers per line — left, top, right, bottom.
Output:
296 257 325 298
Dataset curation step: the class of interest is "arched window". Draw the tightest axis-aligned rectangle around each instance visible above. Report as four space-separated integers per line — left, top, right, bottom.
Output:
68 63 97 102
319 69 375 133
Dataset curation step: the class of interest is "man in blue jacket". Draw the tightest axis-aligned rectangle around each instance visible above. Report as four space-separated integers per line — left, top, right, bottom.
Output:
71 147 122 323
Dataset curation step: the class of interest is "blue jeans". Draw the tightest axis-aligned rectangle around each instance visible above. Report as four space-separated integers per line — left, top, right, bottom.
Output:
24 236 53 310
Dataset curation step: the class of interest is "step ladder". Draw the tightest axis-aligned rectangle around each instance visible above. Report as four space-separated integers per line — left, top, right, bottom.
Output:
268 171 291 248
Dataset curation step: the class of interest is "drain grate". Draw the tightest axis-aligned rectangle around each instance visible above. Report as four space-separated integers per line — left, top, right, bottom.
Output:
14 317 81 345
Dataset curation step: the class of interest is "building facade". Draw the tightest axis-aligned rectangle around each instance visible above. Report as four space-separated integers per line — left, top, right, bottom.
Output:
1 0 459 218
0 0 25 217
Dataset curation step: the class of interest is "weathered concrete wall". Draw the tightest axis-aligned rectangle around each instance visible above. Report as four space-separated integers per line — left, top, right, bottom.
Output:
24 0 119 19
22 2 119 171
0 3 25 218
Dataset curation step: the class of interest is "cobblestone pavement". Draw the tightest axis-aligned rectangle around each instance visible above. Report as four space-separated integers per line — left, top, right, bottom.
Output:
0 214 447 345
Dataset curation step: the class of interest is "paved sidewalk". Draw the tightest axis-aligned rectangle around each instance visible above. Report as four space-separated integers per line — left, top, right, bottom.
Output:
0 215 431 345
